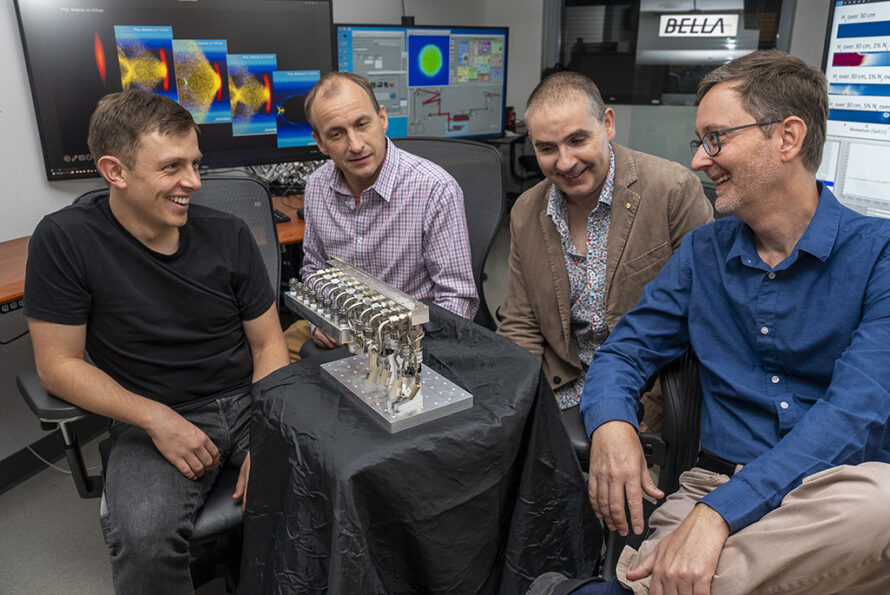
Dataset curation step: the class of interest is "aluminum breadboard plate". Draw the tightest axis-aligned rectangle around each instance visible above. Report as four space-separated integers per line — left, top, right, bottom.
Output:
321 353 473 433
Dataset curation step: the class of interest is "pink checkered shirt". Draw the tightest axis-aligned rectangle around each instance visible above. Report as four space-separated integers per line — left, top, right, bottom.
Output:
301 138 478 319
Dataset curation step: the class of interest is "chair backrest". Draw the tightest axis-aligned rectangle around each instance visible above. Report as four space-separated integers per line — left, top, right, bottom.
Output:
391 137 505 330
657 350 703 495
75 176 280 292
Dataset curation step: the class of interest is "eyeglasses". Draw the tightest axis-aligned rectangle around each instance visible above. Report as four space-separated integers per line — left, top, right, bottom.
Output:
689 119 782 157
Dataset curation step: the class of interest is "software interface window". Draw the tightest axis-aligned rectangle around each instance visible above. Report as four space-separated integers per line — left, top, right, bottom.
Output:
337 25 507 138
819 0 890 219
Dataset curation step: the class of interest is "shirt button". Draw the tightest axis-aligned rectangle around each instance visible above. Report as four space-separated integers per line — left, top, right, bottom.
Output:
768 272 776 279
357 237 363 243
625 202 631 209
772 375 780 384
553 376 562 385
761 326 769 335
780 401 789 409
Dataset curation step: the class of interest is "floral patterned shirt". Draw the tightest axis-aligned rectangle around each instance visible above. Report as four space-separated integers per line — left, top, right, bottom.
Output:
546 145 615 408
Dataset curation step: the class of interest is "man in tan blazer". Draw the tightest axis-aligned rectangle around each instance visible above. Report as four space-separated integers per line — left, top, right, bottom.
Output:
498 71 712 429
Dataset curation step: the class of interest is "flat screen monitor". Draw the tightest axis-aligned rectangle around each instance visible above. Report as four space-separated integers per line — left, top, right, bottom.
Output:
819 0 890 218
15 0 335 181
335 24 508 138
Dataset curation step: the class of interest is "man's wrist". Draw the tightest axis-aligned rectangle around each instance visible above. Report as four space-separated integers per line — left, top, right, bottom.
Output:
691 503 731 538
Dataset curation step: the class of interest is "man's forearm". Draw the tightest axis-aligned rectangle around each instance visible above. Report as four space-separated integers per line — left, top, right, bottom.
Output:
250 339 290 382
36 356 166 431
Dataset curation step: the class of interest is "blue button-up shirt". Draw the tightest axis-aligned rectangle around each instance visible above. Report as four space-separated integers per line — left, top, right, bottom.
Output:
580 185 890 534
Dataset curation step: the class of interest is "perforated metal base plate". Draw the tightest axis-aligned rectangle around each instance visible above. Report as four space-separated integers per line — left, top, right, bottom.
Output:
321 353 473 433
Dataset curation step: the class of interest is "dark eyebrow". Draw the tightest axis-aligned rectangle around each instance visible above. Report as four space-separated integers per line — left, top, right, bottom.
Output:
533 128 590 149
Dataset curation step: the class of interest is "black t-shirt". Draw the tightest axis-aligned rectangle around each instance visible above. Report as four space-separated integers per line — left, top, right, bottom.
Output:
24 195 276 410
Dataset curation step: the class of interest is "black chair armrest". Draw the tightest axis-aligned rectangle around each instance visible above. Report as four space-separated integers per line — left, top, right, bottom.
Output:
560 405 591 469
17 369 88 423
17 368 103 498
657 351 703 496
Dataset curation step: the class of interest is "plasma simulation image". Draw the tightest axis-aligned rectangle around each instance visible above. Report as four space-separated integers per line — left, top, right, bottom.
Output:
227 53 278 136
272 70 321 147
172 39 232 124
114 25 178 100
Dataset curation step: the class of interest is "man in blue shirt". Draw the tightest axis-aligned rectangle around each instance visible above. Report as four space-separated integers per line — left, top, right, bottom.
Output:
576 50 890 594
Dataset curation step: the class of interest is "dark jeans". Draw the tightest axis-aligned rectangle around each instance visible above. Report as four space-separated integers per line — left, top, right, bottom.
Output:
99 390 251 594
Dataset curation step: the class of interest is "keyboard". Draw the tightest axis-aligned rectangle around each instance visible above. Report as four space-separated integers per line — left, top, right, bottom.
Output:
273 208 291 223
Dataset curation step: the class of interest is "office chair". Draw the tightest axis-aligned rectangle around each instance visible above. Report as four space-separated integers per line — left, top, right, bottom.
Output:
16 175 280 590
560 350 703 578
391 137 506 330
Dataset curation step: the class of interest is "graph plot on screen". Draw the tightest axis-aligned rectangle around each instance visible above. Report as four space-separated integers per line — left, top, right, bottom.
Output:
821 0 890 218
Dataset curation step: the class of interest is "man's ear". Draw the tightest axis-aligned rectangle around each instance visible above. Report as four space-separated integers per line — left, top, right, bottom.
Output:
777 116 807 165
312 131 330 157
96 155 128 190
378 104 388 134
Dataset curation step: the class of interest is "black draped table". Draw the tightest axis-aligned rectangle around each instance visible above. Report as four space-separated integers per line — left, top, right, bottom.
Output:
240 305 602 594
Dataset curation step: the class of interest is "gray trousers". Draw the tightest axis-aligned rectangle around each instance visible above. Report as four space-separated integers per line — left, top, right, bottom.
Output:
616 463 890 595
99 390 251 595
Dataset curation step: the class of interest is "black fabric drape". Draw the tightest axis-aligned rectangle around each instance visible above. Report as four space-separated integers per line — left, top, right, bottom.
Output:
240 304 602 594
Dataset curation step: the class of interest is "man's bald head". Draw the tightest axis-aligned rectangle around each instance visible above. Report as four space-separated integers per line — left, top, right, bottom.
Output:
525 71 606 123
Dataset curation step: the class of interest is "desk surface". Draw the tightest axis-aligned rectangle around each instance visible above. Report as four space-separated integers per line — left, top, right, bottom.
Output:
241 306 601 594
273 195 304 246
0 237 29 306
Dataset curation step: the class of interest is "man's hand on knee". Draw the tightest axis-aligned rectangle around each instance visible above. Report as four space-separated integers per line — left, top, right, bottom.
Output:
233 451 251 513
626 503 729 595
588 420 663 536
145 406 220 480
312 327 342 349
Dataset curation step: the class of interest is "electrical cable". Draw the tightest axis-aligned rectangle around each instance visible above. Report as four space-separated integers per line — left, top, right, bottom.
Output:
27 445 102 475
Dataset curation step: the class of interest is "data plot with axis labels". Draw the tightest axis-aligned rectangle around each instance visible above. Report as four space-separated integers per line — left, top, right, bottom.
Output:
114 25 177 100
272 70 320 148
844 142 890 205
172 39 231 124
227 54 277 136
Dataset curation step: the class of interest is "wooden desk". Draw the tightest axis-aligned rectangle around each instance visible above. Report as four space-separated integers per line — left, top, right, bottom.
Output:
273 195 304 245
0 237 29 306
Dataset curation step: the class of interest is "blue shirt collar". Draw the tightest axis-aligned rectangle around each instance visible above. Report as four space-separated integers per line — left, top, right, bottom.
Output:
725 183 840 269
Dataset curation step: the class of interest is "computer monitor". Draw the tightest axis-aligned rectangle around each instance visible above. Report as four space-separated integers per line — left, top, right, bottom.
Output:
15 0 335 181
335 24 508 139
820 0 890 218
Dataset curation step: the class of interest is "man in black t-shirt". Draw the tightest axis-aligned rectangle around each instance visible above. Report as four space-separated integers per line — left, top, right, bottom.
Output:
24 90 289 593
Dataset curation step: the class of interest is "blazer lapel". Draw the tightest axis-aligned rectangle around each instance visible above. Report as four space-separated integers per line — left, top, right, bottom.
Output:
606 145 641 327
538 190 580 365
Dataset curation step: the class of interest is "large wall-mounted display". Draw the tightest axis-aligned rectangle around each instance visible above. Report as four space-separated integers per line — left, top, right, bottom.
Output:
336 24 509 138
818 0 890 218
15 0 335 181
562 0 791 106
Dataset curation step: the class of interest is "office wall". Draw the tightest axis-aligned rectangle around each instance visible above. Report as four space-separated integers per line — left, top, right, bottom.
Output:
0 1 97 244
485 0 545 110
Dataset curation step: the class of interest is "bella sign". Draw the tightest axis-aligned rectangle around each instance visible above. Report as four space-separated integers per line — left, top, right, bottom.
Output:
659 14 739 37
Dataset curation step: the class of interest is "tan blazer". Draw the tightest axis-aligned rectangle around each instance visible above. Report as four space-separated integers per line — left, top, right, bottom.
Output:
498 144 713 425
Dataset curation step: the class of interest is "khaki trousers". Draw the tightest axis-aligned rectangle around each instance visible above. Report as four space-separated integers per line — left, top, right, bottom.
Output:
283 319 312 362
616 463 890 595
